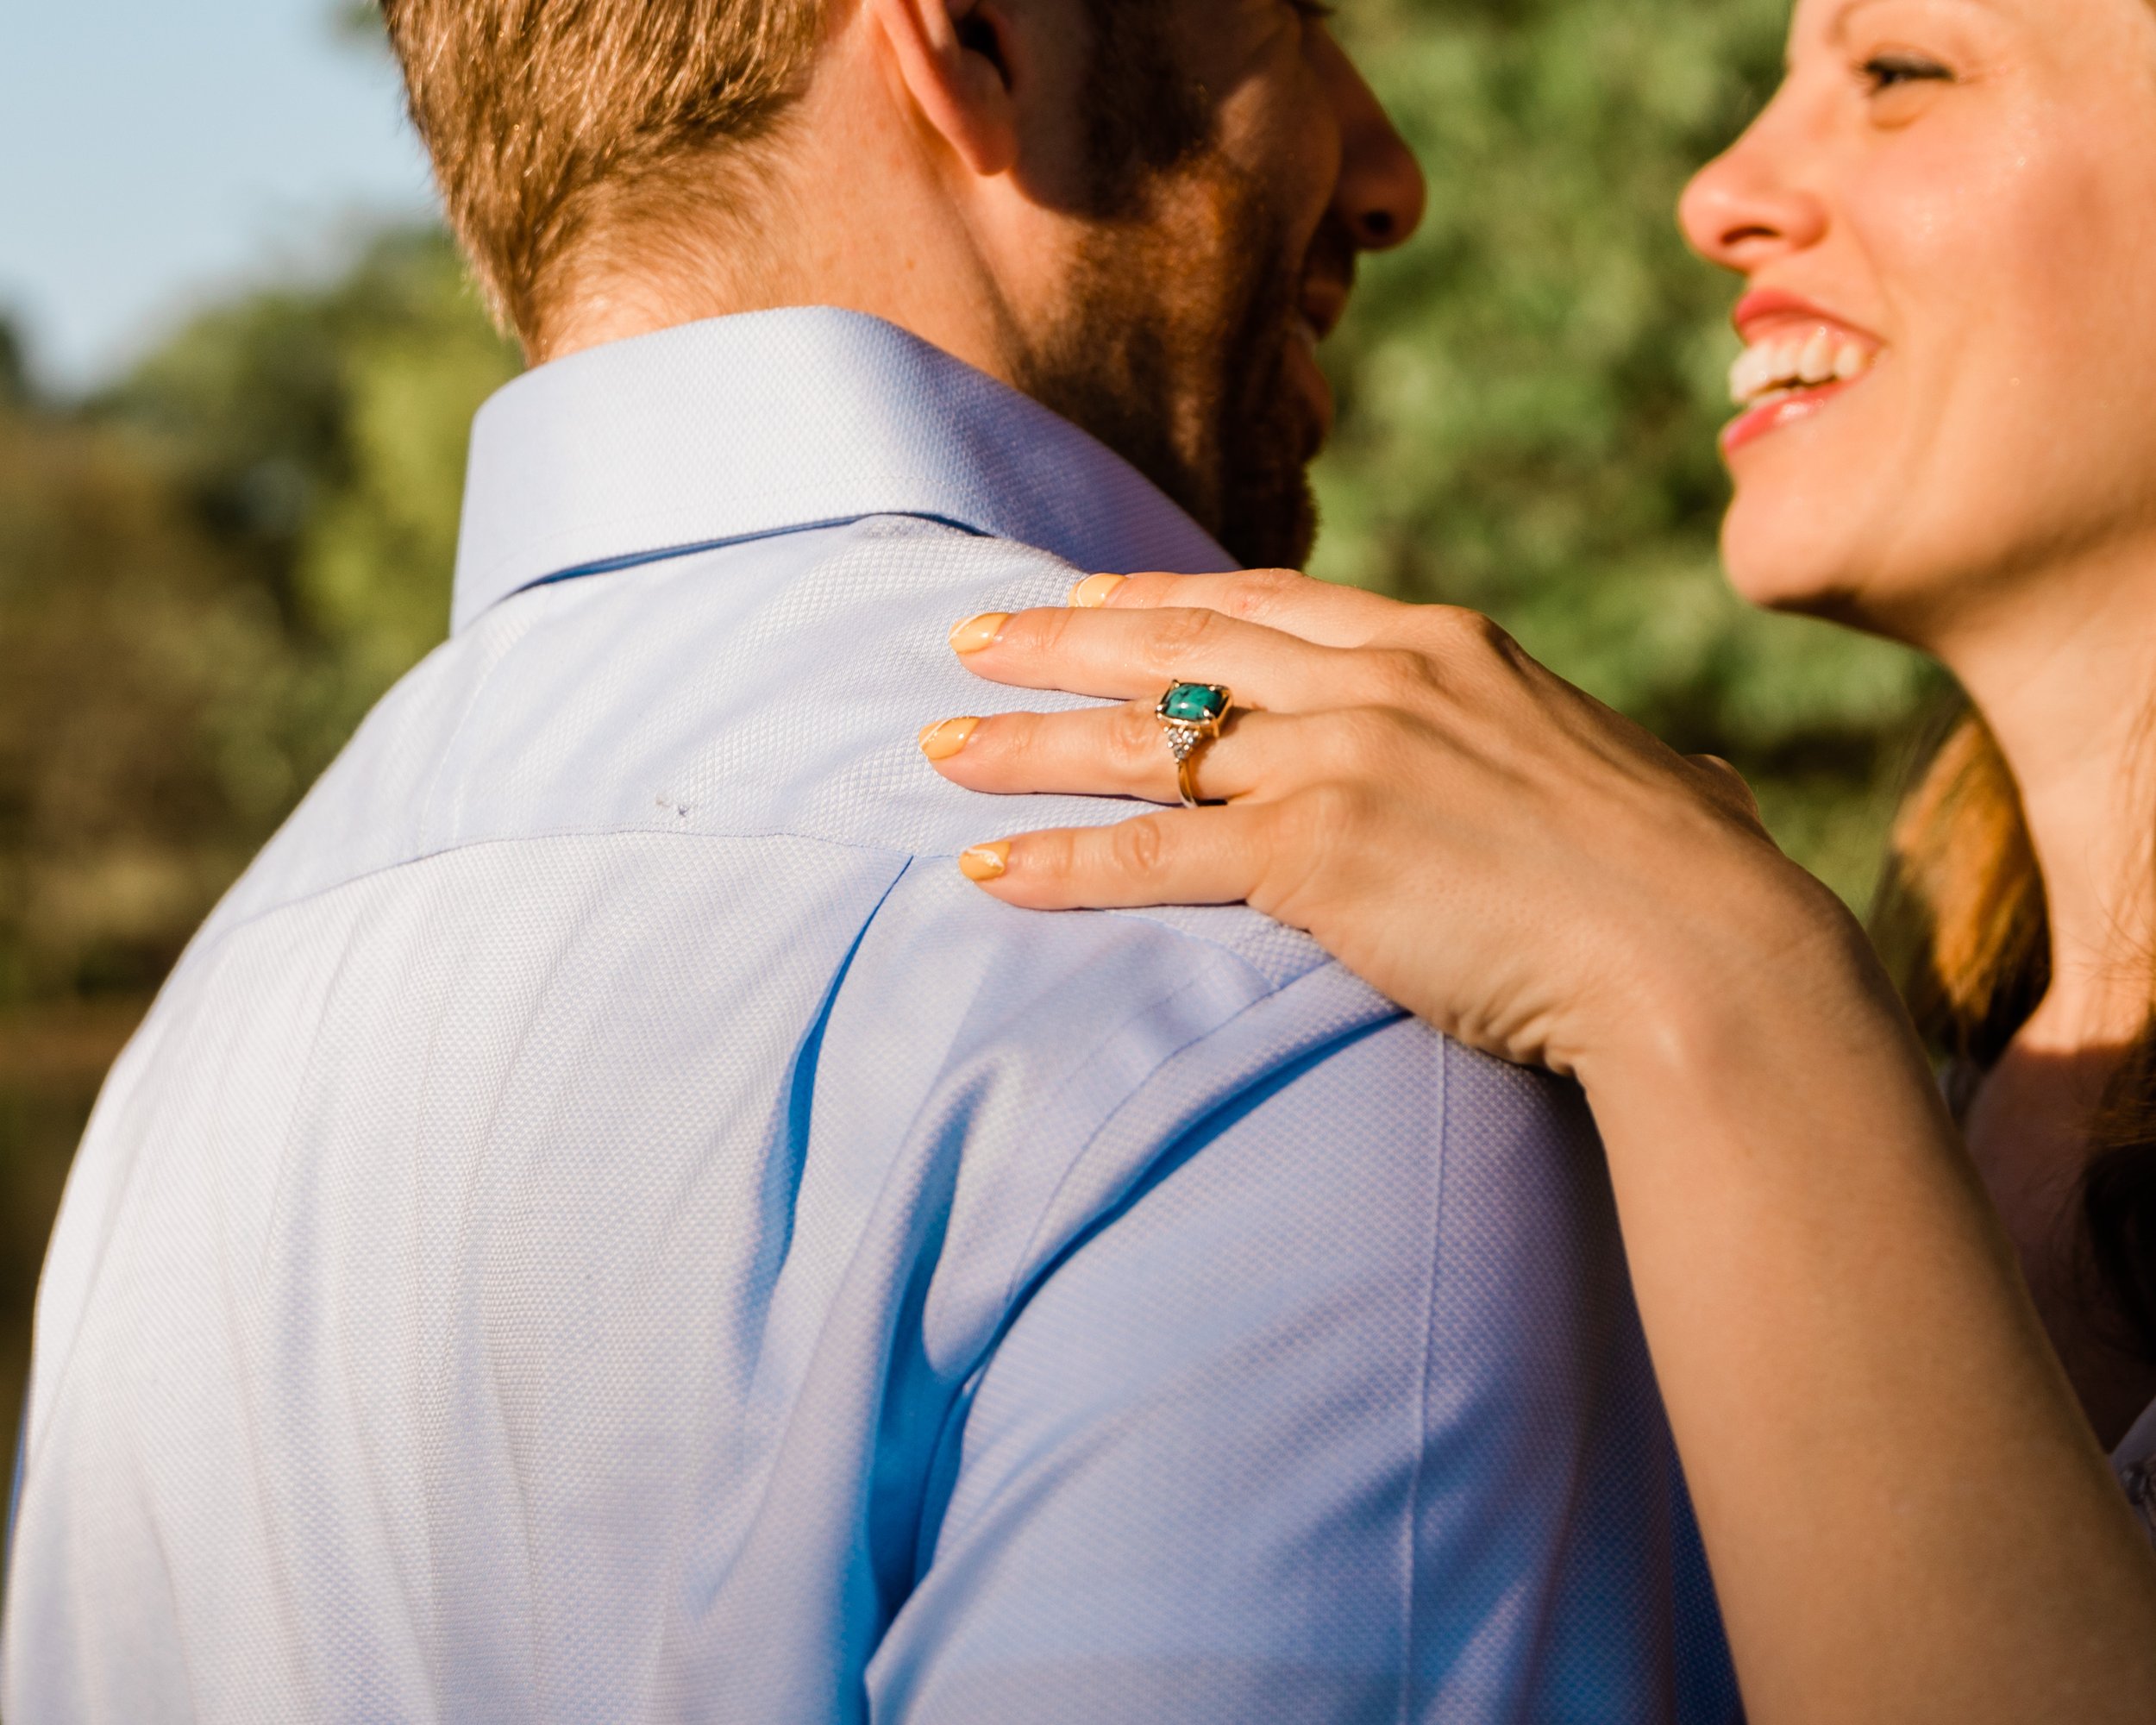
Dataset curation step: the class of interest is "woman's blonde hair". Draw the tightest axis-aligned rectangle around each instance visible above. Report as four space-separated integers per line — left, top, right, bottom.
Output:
1879 713 2156 1358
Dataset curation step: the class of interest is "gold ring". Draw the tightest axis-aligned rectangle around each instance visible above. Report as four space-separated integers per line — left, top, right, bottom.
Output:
1176 754 1207 809
1155 682 1234 809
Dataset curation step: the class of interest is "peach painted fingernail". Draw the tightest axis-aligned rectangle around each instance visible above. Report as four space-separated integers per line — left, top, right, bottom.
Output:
959 842 1010 881
1069 573 1125 609
918 717 981 761
949 612 1010 653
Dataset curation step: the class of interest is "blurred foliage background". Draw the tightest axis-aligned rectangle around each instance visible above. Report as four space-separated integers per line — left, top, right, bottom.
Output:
0 0 1937 1452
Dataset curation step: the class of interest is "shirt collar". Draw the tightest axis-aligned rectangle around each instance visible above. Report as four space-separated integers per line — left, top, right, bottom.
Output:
451 306 1235 631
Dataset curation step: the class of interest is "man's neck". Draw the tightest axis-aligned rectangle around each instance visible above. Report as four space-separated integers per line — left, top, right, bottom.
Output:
535 33 1038 391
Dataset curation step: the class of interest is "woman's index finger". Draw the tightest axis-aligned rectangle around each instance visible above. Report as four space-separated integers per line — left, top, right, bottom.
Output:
951 600 1351 711
1075 568 1402 649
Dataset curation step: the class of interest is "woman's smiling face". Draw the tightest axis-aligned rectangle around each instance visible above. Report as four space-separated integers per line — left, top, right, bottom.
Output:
1681 0 2156 648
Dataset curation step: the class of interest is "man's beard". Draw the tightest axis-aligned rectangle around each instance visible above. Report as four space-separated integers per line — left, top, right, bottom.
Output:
1014 157 1335 572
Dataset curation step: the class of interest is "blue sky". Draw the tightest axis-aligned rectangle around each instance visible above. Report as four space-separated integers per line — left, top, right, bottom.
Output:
3 1 437 392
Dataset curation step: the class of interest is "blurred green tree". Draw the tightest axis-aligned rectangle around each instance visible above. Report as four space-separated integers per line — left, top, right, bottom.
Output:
0 229 517 1011
103 229 520 786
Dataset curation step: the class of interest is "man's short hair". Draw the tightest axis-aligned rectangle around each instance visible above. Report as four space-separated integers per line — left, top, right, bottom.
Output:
381 0 1205 356
380 0 828 350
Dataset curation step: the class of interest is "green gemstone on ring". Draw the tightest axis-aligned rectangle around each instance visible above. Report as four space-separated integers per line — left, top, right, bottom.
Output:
1159 682 1232 724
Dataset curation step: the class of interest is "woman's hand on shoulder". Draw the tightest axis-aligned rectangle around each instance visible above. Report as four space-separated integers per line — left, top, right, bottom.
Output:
923 568 1853 1082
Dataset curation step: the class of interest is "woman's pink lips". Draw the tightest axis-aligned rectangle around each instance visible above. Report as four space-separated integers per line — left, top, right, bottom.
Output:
1731 287 1879 348
1720 373 1865 457
1720 288 1884 457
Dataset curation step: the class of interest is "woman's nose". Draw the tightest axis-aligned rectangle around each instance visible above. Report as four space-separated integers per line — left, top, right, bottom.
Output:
1324 39 1426 253
1679 123 1830 273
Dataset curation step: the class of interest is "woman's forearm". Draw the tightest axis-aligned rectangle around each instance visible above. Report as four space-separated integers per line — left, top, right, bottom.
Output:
1579 894 2156 1723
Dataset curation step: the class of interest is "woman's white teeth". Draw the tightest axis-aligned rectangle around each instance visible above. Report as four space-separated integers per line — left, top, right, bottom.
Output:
1727 328 1876 406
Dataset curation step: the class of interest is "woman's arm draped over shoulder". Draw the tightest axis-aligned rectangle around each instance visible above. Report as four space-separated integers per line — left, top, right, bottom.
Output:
920 568 2156 1725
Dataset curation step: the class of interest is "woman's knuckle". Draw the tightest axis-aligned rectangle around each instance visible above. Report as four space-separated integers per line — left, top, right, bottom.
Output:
1265 787 1323 850
1151 605 1223 667
1294 709 1389 789
1110 702 1160 770
1423 604 1510 656
1258 787 1357 908
1269 779 1353 859
1111 814 1169 875
1026 604 1078 656
1219 568 1304 623
1020 828 1075 879
989 711 1037 766
1321 706 1388 759
1310 775 1375 833
1360 647 1437 706
1689 753 1764 822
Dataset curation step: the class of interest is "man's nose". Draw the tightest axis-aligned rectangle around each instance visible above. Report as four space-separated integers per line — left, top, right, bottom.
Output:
1679 106 1829 274
1321 35 1426 253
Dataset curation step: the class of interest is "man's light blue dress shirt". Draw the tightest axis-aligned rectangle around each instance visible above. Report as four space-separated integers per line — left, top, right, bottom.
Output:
4 310 1738 1722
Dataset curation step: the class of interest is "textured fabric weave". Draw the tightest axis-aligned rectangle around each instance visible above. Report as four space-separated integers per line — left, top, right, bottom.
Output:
4 310 1739 1722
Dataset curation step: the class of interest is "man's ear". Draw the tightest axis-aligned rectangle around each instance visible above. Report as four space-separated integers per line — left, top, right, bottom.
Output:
867 0 1023 179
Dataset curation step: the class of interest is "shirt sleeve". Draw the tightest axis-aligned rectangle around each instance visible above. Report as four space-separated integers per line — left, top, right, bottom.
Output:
863 1018 1739 1723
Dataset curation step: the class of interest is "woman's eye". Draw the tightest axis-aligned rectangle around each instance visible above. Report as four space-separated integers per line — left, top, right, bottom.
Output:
1862 52 1953 94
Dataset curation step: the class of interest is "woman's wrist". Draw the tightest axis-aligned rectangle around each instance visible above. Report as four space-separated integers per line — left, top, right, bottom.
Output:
1569 848 1912 1108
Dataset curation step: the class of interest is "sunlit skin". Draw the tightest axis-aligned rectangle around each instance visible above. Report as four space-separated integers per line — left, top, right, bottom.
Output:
914 0 2156 1717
